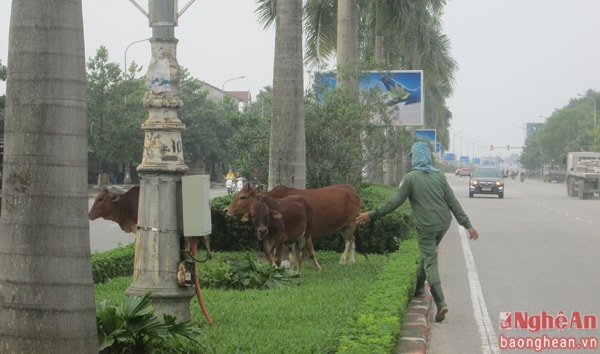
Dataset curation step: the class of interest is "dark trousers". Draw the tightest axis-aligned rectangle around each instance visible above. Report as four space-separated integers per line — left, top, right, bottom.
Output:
415 227 448 309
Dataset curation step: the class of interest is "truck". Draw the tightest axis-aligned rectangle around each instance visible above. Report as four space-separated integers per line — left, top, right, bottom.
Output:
542 164 565 183
565 152 600 199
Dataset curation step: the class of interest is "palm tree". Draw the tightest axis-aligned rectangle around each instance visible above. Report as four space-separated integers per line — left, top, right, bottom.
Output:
336 0 359 92
257 0 307 189
0 1 98 351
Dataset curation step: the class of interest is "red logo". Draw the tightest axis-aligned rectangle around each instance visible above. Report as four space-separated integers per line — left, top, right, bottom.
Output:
500 311 597 333
500 312 512 330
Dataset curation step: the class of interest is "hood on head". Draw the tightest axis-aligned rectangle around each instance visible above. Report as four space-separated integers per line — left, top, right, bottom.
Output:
410 142 439 173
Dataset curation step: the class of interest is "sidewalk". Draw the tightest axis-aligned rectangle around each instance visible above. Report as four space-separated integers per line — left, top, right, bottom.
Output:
397 286 435 354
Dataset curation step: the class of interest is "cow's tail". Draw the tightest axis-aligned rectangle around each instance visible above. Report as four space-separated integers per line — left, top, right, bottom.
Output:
353 224 369 260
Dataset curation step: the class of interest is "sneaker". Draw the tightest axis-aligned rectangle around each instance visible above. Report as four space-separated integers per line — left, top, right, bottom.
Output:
435 306 448 322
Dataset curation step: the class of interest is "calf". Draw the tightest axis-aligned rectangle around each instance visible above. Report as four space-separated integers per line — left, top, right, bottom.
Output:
89 186 140 233
225 183 361 264
241 195 321 274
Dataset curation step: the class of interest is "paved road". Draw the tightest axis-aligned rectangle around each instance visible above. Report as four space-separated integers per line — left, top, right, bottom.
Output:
89 185 228 253
428 174 600 354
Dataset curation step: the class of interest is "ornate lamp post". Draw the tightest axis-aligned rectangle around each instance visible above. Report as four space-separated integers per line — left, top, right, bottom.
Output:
126 0 196 321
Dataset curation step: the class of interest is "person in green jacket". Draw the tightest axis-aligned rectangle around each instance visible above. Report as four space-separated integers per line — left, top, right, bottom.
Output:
356 141 479 322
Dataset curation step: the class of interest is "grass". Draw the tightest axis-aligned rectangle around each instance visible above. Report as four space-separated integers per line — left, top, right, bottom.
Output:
94 237 420 354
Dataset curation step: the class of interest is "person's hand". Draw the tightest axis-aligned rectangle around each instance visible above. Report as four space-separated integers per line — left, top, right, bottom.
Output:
356 212 371 225
467 227 479 240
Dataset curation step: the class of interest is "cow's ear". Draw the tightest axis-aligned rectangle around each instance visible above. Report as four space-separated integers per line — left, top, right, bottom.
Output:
255 185 264 195
111 195 121 203
241 213 250 222
270 210 283 219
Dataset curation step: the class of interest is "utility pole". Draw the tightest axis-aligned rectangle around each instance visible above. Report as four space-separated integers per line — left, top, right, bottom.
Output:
126 0 196 321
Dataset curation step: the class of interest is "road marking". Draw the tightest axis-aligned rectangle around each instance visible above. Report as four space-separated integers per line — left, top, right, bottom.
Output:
458 225 500 354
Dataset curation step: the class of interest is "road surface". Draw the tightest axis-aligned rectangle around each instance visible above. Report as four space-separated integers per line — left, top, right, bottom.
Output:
428 174 600 354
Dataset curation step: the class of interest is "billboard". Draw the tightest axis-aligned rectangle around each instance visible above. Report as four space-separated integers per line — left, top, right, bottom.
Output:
443 152 456 161
315 70 424 126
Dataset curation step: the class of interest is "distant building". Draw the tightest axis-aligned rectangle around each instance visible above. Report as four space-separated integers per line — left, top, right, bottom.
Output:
197 80 251 111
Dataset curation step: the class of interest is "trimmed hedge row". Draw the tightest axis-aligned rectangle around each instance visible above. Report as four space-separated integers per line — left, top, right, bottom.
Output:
91 242 135 284
336 233 419 353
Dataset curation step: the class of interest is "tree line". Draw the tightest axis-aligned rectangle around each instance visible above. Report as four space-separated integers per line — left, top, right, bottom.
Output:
85 46 411 188
520 91 599 170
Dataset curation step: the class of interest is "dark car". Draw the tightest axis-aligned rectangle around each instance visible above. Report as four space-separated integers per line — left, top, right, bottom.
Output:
469 167 504 198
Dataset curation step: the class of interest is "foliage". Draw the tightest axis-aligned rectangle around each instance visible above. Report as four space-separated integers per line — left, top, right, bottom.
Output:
96 292 201 354
355 182 413 252
91 242 135 284
86 46 146 180
208 195 259 252
96 249 421 353
0 60 4 138
521 91 600 170
304 85 370 187
178 69 234 171
0 59 6 81
85 47 235 181
197 253 301 290
225 87 272 185
336 235 419 354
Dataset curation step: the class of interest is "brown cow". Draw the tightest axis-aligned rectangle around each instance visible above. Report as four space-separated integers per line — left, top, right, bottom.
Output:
89 186 212 259
224 183 361 264
241 195 320 274
88 186 140 233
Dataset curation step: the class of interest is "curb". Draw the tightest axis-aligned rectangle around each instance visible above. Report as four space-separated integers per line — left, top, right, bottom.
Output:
397 287 435 354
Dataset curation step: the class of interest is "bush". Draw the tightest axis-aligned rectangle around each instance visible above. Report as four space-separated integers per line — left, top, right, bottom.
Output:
209 195 258 252
92 242 135 284
337 234 420 353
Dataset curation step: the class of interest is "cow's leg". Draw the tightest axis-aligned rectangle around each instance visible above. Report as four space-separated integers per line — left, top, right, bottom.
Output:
304 235 321 271
274 239 284 267
287 244 295 271
338 225 356 265
295 238 304 275
262 241 276 266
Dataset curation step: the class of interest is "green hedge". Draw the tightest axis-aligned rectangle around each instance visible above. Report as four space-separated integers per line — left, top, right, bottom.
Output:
91 242 135 284
336 233 420 353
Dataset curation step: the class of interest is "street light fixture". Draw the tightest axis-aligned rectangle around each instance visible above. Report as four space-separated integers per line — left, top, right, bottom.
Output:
122 38 150 103
221 75 245 103
124 38 150 76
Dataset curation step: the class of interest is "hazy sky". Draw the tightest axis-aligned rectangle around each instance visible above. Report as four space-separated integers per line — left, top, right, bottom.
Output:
2 1 600 159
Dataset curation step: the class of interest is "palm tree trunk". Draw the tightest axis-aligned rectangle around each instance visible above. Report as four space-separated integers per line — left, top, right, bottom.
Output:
269 0 306 189
0 0 98 351
336 0 359 94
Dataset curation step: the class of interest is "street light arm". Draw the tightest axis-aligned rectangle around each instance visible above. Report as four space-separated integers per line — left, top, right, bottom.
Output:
124 38 150 75
221 75 245 103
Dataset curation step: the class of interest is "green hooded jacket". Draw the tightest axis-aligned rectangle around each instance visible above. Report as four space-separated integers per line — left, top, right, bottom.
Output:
367 142 472 233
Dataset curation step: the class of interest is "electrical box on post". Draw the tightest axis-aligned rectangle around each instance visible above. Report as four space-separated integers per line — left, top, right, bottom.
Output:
181 175 211 237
